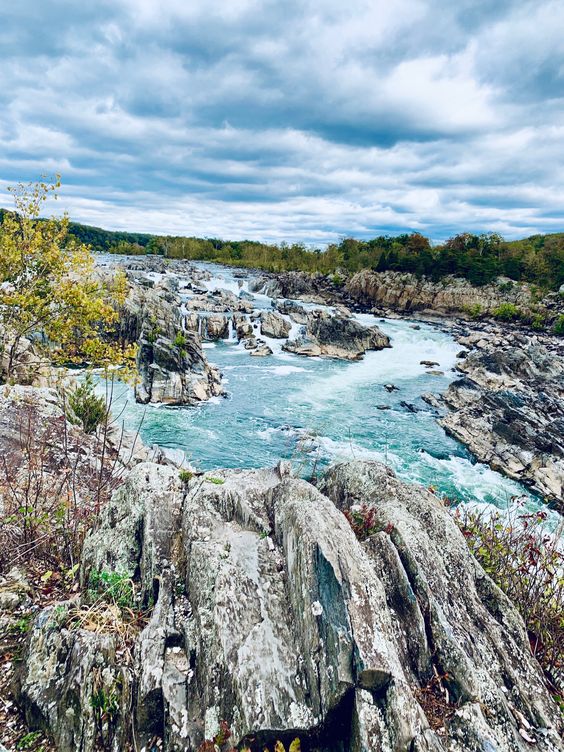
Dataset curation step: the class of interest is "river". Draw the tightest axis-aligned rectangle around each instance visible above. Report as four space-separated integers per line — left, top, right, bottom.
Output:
97 258 546 514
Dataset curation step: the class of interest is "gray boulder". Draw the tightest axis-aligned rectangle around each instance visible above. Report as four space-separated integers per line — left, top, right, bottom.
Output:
14 461 562 751
284 315 391 360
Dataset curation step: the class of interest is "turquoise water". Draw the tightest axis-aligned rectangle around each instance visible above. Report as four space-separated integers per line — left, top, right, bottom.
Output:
101 260 544 512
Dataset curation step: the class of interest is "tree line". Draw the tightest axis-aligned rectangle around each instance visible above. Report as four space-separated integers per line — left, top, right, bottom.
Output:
2 207 563 290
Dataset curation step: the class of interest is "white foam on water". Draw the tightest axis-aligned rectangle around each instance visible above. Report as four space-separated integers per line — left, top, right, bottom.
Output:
202 342 216 349
268 365 309 376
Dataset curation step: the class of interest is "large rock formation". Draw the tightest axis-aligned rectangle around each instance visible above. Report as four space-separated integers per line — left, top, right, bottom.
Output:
440 331 564 507
260 310 292 339
135 329 224 405
284 314 390 360
346 270 535 315
13 461 562 751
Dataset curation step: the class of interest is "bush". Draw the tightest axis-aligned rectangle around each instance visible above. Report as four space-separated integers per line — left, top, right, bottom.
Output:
68 373 107 433
553 314 564 336
464 303 483 320
492 302 521 321
455 504 563 695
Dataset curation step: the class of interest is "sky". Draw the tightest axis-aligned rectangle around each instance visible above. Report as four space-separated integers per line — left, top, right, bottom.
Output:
1 0 564 245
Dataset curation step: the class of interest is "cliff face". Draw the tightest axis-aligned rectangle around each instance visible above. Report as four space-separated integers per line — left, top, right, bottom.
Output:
11 459 562 752
346 270 535 314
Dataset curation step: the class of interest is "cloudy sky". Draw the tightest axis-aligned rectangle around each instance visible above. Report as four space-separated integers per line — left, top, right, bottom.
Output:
1 0 563 244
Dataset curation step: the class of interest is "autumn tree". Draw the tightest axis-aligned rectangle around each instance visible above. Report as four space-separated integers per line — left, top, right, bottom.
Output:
0 177 130 382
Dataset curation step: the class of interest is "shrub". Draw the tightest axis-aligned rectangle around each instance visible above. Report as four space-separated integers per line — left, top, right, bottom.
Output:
173 332 188 348
455 504 563 695
344 503 393 541
68 373 107 434
464 303 483 320
179 468 193 483
88 569 135 609
492 302 521 321
553 314 564 336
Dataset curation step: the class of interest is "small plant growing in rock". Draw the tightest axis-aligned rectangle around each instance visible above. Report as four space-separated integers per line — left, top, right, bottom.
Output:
206 476 225 485
553 314 564 336
464 303 483 320
68 373 107 434
179 468 194 483
88 569 135 609
344 504 388 541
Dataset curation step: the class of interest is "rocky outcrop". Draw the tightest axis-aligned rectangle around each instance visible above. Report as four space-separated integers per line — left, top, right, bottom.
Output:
135 330 224 405
346 270 535 315
260 310 292 339
284 314 390 360
440 331 564 507
14 461 562 751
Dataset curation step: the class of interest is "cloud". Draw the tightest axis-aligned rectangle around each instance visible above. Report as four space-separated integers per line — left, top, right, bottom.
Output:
0 0 563 243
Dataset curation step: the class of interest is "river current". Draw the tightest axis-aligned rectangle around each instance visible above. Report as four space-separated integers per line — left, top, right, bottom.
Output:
98 258 546 515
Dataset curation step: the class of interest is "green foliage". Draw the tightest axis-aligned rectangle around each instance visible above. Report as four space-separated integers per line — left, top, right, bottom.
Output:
16 732 42 750
88 569 134 609
553 314 564 335
90 685 120 718
68 373 107 433
179 468 194 483
51 209 564 291
456 505 563 689
0 179 133 380
492 302 520 321
344 504 393 541
464 303 483 320
173 332 188 348
206 476 225 485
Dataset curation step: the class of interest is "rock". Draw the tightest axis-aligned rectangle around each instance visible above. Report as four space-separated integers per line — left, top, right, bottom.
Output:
284 315 390 361
233 313 254 339
135 330 224 405
250 344 273 357
376 404 391 410
200 313 229 340
441 338 564 508
400 401 418 413
275 300 310 325
427 370 444 376
346 270 535 316
420 360 440 367
383 383 399 392
260 310 292 339
15 461 562 751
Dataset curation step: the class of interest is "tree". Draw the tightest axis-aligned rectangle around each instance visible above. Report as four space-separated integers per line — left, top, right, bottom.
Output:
0 177 128 381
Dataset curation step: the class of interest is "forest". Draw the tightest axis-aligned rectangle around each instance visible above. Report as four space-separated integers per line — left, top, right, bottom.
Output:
1 208 562 290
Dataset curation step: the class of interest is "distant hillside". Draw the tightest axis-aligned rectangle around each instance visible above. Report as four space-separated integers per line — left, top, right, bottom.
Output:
67 221 154 253
1 208 563 290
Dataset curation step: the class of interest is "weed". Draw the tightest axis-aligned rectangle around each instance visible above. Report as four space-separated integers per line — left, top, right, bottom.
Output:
16 732 42 750
179 468 194 483
344 504 393 542
455 503 563 693
68 374 107 434
206 476 225 485
88 569 134 609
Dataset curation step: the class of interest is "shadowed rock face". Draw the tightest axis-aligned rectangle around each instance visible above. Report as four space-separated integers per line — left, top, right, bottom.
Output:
14 461 562 751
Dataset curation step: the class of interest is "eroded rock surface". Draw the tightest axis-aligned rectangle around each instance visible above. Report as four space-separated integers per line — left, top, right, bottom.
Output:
284 314 390 360
14 461 562 751
441 330 564 507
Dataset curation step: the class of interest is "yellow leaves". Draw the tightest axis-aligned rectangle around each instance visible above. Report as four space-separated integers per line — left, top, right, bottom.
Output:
1 178 135 379
289 740 301 752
